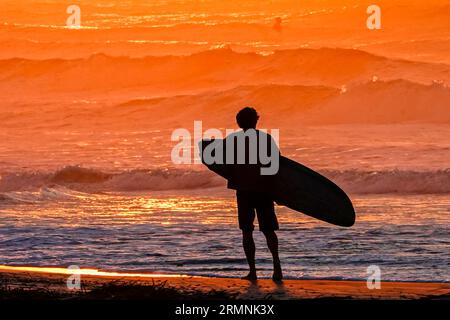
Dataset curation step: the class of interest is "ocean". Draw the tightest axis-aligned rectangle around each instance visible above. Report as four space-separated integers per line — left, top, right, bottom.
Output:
0 0 449 282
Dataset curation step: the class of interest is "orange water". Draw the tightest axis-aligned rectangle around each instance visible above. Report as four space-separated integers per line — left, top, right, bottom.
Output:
0 0 449 281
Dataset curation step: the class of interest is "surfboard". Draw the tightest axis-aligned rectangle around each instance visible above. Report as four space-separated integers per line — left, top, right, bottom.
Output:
200 139 355 227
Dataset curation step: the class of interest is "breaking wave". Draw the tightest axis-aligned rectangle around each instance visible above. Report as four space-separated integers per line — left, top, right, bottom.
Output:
2 79 450 129
1 48 448 95
1 166 449 195
0 166 224 194
323 169 450 195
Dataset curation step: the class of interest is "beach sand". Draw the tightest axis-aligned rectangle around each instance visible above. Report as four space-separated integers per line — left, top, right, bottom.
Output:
0 266 448 300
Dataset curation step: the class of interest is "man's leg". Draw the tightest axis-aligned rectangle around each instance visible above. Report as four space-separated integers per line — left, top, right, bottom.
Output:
237 190 257 280
242 230 257 280
263 231 283 281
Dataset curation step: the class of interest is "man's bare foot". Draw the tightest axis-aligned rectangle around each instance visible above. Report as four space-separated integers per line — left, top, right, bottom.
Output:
241 272 257 281
272 263 283 281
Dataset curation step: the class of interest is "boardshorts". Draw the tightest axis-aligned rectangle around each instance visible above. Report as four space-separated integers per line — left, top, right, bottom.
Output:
236 190 279 232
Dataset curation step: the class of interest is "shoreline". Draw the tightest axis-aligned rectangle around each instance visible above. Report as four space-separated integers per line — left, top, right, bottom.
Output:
0 265 449 300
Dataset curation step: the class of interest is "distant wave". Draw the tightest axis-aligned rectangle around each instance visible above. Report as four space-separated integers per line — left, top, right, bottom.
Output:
0 47 387 70
115 80 450 124
303 79 450 124
0 48 448 95
2 80 449 127
1 166 449 195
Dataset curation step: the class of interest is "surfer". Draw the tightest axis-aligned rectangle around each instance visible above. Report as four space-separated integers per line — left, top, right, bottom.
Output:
225 107 282 281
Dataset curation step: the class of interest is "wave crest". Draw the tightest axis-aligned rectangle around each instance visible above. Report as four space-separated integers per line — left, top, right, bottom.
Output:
324 169 450 194
1 166 450 195
0 166 224 194
1 48 448 96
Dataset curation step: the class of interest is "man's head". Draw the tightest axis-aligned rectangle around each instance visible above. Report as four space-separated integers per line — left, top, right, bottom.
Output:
236 107 259 130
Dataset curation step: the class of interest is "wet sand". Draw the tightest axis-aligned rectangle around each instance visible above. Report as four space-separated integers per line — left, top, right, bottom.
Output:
0 266 448 300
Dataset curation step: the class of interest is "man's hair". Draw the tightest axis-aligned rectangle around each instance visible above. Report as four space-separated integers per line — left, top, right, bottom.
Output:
236 107 259 129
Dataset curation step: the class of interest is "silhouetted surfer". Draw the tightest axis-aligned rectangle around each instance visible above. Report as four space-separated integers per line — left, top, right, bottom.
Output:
225 107 282 281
